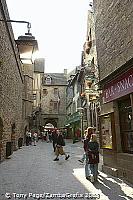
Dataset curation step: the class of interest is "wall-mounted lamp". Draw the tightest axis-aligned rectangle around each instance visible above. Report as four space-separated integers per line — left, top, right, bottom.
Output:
16 34 38 65
0 18 38 65
0 19 31 34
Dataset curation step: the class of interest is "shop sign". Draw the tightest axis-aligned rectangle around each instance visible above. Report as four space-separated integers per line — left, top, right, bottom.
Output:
103 68 133 103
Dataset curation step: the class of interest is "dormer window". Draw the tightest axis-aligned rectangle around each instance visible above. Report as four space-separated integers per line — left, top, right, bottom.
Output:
46 75 52 84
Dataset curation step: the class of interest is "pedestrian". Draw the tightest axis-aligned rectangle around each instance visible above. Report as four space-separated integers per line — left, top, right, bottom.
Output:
83 127 94 180
41 131 45 141
53 130 70 161
26 130 30 146
32 131 38 146
52 130 58 152
87 134 99 183
48 130 52 142
78 127 94 164
26 130 32 146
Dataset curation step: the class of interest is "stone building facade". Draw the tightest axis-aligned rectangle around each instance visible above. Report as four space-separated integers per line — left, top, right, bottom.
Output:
0 0 23 161
66 66 82 140
81 9 99 130
16 33 39 140
32 58 45 131
93 0 133 183
41 70 67 128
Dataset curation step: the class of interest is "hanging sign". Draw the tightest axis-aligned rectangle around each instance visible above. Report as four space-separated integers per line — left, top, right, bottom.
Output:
103 67 133 103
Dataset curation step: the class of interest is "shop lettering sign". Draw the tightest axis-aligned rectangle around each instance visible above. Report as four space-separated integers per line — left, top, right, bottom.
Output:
103 68 133 103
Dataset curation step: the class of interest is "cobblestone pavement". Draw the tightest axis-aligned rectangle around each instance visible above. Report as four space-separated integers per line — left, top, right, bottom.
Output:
0 140 133 200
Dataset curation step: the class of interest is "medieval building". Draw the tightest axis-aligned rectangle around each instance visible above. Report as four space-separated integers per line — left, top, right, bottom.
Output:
0 0 23 161
40 70 67 129
0 0 42 161
93 0 133 183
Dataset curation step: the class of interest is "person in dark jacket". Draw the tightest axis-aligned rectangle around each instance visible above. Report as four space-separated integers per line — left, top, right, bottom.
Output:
53 130 70 161
87 134 99 182
82 127 94 179
52 130 58 152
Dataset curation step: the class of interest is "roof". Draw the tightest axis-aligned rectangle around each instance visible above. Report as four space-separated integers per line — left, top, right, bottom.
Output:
43 73 67 85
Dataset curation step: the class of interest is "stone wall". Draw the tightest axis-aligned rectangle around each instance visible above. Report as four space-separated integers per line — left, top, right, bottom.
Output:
0 0 23 160
93 0 133 81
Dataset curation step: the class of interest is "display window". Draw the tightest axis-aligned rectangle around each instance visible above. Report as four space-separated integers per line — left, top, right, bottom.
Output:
100 114 113 149
118 95 133 153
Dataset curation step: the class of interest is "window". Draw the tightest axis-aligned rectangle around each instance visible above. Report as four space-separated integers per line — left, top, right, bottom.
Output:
118 96 133 153
54 102 58 110
54 88 58 96
46 76 51 84
43 89 48 95
89 28 92 40
33 94 36 100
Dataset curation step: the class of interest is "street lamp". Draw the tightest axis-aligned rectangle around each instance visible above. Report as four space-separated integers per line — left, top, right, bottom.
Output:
16 33 38 64
0 19 38 64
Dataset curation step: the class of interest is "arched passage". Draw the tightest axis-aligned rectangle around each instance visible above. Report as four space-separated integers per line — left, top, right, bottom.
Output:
43 118 58 128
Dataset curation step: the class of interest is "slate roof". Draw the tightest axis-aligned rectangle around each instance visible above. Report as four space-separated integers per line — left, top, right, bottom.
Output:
43 73 67 85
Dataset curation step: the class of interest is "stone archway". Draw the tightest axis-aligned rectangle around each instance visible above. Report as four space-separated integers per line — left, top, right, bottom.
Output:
43 118 58 128
45 123 54 128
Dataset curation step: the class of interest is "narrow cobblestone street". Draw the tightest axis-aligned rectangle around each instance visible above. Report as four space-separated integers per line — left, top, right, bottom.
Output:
0 140 133 200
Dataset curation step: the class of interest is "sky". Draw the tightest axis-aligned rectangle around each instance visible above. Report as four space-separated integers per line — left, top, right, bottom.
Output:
6 0 90 73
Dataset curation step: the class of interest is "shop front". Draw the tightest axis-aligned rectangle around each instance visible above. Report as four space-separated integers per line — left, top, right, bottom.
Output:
65 112 81 141
100 66 133 183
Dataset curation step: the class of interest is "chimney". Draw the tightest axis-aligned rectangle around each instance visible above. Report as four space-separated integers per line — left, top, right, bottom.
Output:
64 69 67 76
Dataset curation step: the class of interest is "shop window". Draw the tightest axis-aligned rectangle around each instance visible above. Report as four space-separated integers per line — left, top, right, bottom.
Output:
100 114 113 149
50 100 53 107
118 97 133 153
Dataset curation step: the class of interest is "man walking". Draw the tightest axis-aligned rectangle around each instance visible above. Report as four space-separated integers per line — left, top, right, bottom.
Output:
53 130 70 161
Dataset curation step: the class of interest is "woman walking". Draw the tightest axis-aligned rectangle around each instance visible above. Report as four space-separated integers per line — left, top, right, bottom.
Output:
87 134 99 183
84 127 94 180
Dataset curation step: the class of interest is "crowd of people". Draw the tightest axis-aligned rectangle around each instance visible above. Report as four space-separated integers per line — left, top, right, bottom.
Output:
26 127 99 184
